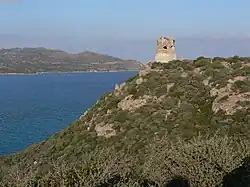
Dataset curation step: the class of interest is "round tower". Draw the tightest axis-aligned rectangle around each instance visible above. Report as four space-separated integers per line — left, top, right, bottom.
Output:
155 36 176 63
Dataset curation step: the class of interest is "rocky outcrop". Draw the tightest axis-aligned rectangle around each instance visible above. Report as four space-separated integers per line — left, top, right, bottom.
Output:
115 82 126 97
117 95 149 112
210 76 250 115
95 123 116 138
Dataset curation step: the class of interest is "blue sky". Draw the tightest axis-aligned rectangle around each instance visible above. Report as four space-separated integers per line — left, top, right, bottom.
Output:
0 0 250 61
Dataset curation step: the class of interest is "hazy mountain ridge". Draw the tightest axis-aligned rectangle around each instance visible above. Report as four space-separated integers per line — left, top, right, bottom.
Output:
0 48 144 73
0 56 250 186
1 35 250 61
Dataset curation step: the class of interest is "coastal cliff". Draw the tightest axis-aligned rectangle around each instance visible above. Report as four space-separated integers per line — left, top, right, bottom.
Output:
0 56 250 186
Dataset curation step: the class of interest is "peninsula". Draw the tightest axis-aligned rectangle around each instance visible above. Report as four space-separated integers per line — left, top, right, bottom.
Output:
0 48 144 73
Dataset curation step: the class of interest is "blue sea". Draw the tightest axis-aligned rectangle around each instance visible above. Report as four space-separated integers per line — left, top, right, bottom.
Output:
0 72 137 155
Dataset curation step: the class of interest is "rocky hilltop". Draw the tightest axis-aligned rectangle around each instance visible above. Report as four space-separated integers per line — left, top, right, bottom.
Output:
0 48 144 73
0 56 250 186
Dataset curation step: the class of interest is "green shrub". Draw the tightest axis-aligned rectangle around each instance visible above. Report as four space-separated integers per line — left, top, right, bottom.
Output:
193 58 210 67
1 134 249 187
232 80 250 93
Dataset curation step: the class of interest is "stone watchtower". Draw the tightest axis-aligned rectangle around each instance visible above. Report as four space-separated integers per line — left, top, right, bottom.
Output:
155 36 176 63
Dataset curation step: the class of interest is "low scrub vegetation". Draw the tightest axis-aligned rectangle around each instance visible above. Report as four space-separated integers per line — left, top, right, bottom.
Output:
1 56 250 186
1 134 250 186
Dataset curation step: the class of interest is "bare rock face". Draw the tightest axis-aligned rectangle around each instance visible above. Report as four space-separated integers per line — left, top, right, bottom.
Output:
210 76 250 115
115 82 126 97
117 95 148 112
139 63 152 77
155 36 177 63
95 123 116 138
117 95 157 112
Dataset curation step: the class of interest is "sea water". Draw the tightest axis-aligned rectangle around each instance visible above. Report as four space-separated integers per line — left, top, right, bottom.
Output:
0 72 137 155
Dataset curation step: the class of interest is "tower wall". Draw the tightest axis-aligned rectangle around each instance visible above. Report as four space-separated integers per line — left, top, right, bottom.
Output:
155 36 176 63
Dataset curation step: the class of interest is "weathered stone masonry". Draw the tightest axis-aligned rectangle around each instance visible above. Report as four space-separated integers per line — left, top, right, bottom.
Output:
155 36 176 63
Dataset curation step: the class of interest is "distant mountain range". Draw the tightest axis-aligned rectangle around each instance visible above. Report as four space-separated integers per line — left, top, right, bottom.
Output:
0 48 144 73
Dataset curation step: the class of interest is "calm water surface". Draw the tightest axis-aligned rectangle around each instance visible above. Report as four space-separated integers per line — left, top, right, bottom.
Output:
0 72 137 155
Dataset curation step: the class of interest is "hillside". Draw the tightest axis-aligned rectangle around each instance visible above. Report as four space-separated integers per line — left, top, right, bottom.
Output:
0 56 250 186
0 48 144 73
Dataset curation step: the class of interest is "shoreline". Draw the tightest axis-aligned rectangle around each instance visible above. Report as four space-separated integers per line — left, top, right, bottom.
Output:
0 70 140 76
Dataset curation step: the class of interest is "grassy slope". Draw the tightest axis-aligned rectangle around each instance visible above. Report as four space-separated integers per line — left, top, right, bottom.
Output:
0 56 250 186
